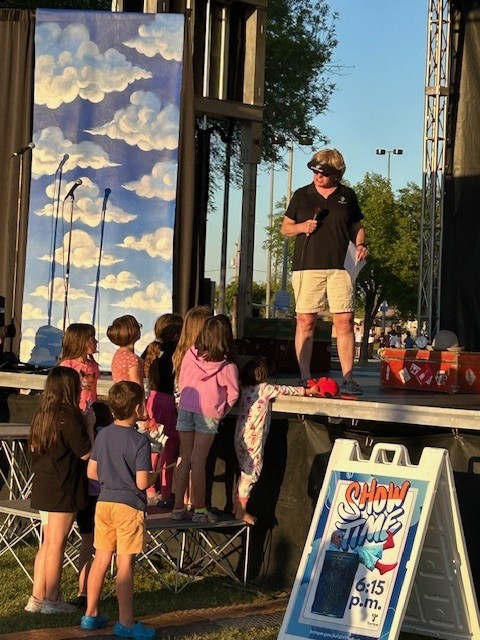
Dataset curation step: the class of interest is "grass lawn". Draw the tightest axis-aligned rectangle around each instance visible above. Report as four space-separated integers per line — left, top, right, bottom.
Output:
0 546 432 639
0 545 282 635
171 631 278 640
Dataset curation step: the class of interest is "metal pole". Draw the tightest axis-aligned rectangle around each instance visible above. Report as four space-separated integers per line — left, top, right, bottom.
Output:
217 132 232 314
11 152 24 336
265 164 274 318
281 141 294 290
387 151 391 182
62 195 75 335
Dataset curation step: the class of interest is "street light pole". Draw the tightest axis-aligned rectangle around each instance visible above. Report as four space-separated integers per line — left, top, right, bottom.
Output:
375 148 403 182
265 163 274 318
281 140 294 291
279 136 313 292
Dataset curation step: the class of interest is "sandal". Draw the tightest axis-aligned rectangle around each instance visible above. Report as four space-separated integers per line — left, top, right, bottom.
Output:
113 620 156 639
81 614 108 630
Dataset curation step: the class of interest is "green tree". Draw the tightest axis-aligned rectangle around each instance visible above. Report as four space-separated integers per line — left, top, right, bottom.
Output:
353 173 421 361
262 195 297 317
224 281 267 317
262 0 338 162
263 196 293 287
209 0 339 180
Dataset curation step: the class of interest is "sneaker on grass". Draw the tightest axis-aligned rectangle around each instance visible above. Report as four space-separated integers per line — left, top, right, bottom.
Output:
41 598 77 614
71 594 87 608
24 596 43 613
340 379 363 395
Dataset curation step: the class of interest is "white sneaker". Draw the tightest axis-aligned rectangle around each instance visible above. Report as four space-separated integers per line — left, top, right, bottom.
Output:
25 596 44 613
41 598 77 614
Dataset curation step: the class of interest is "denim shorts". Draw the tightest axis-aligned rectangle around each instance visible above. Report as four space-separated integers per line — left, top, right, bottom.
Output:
176 409 220 435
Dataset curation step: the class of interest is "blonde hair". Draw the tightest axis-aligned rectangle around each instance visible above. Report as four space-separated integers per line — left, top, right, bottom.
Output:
172 305 212 376
310 148 346 179
107 315 141 347
143 313 183 378
60 323 95 361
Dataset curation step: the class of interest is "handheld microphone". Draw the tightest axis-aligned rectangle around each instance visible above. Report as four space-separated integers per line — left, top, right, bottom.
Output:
306 207 322 237
64 178 82 200
11 142 35 157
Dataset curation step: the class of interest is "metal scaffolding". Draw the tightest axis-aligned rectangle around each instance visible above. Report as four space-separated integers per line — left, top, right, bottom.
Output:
418 0 458 337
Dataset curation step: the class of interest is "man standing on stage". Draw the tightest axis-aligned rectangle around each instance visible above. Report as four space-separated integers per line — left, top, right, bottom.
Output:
281 148 368 395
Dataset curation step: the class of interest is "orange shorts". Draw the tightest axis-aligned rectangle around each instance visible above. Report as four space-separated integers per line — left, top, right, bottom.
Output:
94 501 146 555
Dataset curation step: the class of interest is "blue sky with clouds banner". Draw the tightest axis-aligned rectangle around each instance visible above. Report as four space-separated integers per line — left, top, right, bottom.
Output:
22 9 184 369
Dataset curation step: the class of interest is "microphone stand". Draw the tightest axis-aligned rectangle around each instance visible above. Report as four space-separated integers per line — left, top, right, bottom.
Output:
48 159 66 325
6 152 26 360
62 193 76 335
92 188 110 325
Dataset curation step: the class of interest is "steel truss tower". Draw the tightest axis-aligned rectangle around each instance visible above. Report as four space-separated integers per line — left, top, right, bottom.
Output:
418 0 459 337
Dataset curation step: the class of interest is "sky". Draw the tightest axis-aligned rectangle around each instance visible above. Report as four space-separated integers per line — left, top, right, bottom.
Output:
205 0 428 287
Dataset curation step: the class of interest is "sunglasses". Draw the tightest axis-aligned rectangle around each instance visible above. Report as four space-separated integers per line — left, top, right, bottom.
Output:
312 168 334 177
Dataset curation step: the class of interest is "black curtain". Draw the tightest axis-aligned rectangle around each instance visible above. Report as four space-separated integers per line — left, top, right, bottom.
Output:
173 10 199 316
0 9 35 357
441 1 480 350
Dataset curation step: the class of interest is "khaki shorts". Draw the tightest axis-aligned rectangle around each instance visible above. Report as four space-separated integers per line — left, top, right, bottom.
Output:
94 501 146 555
292 269 354 314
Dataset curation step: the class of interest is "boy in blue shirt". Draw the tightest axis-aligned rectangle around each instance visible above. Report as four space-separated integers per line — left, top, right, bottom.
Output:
80 381 157 640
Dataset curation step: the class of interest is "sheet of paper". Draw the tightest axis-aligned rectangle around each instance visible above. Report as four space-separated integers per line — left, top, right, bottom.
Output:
344 241 367 280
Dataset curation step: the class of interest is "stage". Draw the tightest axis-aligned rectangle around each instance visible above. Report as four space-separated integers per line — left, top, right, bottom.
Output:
2 363 480 590
1 363 480 430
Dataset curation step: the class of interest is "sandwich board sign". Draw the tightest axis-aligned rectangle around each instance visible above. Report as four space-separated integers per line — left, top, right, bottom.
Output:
278 439 480 640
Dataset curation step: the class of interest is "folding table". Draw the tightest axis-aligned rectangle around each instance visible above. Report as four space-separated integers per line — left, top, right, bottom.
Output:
141 511 251 593
0 499 82 582
0 424 32 500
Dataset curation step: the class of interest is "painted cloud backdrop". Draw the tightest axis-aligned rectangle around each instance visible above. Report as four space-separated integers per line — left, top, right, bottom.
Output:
23 10 184 367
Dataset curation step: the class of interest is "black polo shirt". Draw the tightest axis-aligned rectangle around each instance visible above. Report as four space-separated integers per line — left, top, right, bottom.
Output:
285 182 363 271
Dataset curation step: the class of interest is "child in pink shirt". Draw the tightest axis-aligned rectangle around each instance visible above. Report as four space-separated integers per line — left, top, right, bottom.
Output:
172 315 239 524
107 315 144 385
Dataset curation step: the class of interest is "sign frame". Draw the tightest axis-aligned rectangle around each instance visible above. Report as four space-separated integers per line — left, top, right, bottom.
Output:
278 439 480 640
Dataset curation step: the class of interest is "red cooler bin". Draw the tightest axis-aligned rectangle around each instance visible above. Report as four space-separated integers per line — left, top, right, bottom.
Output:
380 348 480 394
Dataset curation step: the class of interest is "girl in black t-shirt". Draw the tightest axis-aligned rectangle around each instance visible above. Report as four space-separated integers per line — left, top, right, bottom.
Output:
25 367 91 614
